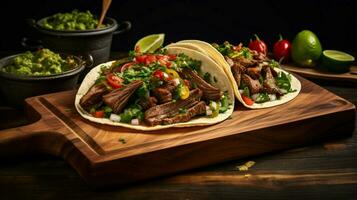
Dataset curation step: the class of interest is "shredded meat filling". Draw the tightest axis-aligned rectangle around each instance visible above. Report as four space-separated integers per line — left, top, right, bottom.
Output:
80 84 108 111
180 68 221 101
103 80 143 114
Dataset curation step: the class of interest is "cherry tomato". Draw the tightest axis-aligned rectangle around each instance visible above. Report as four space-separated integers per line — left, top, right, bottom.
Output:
93 110 105 118
273 34 291 62
248 34 267 55
153 70 165 80
242 95 254 106
106 73 123 89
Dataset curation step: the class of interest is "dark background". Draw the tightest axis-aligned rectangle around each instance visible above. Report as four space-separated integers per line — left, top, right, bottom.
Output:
0 0 356 52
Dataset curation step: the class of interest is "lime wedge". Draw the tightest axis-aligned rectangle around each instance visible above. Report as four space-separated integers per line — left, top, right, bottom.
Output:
320 50 355 73
323 50 355 62
134 34 165 53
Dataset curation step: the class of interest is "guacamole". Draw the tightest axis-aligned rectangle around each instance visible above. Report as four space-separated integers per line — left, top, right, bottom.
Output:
42 10 106 31
2 49 78 76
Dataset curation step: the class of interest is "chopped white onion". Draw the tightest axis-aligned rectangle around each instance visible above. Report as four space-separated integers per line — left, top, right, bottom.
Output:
131 118 139 125
210 101 217 110
251 94 259 101
173 78 180 86
279 89 287 94
269 94 277 101
163 72 169 79
239 89 244 94
206 109 212 116
205 106 210 111
109 114 121 122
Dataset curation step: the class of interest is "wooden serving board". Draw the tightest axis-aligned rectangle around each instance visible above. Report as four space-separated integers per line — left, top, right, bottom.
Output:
0 77 355 186
283 64 357 83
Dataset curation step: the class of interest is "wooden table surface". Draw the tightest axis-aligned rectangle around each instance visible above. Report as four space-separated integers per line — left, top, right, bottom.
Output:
0 52 356 200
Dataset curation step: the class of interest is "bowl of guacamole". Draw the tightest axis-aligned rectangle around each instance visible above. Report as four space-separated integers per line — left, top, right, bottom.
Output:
24 10 131 69
40 10 107 31
0 49 85 107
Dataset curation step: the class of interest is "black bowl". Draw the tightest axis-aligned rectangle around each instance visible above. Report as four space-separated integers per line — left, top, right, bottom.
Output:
23 17 131 79
0 54 85 107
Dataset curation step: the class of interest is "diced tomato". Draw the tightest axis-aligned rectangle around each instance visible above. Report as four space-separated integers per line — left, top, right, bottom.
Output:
145 55 157 65
153 70 164 80
135 55 147 63
242 95 254 106
156 55 168 60
93 110 105 118
168 54 177 60
158 59 171 68
183 79 190 87
106 73 123 89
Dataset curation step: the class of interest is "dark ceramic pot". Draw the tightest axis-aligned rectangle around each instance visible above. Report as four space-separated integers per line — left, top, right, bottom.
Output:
22 17 131 79
0 54 85 107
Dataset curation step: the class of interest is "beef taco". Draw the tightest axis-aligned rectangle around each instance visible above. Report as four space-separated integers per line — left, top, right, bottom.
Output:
175 40 301 109
75 46 234 131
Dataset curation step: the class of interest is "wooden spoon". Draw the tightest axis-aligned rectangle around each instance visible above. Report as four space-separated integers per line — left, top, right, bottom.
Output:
97 0 112 29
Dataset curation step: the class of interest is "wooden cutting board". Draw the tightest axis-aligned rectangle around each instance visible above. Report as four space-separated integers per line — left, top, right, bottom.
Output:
283 64 357 83
0 77 355 186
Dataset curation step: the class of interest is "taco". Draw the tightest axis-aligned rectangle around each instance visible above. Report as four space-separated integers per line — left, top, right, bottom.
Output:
75 46 234 131
175 40 301 109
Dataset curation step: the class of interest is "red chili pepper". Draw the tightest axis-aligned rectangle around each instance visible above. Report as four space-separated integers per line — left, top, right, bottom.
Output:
273 34 291 62
248 34 268 55
93 110 105 118
242 95 254 106
106 73 123 89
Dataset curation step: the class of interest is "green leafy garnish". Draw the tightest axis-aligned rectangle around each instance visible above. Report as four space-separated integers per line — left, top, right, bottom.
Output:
275 72 296 93
255 93 270 103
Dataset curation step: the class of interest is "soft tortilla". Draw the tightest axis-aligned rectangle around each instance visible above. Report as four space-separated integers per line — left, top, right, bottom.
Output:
176 40 301 109
75 47 234 131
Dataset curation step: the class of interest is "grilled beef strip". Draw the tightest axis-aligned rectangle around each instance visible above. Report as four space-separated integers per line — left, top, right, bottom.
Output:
262 66 283 96
138 96 158 110
242 74 262 94
246 66 262 80
161 101 206 125
153 87 172 103
145 100 202 126
180 68 222 101
80 84 109 111
231 63 246 88
103 80 143 114
225 56 234 67
234 56 257 67
152 80 177 103
145 88 203 119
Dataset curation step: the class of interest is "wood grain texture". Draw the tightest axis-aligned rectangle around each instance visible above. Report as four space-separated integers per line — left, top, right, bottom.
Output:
283 64 357 83
0 76 355 186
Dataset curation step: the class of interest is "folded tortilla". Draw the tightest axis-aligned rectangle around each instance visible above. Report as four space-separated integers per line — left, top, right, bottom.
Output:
174 40 301 109
75 46 234 131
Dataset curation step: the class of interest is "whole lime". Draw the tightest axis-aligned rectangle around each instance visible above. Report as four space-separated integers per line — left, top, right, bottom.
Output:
291 30 322 67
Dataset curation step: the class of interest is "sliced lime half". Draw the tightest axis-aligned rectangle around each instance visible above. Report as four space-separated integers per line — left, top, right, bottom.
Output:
320 50 355 73
134 33 165 53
